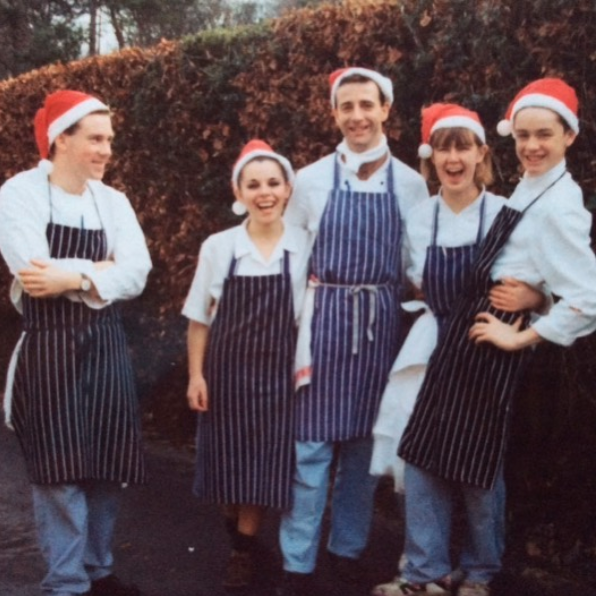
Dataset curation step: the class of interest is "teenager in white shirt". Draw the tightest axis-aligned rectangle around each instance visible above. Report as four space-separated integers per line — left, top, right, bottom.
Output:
0 90 151 596
183 140 309 590
372 104 542 596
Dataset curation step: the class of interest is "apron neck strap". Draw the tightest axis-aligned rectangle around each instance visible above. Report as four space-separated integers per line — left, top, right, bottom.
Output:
522 171 566 214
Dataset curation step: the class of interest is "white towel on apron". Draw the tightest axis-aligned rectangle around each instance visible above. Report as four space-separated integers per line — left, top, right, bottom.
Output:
370 301 437 492
3 332 25 429
294 278 317 389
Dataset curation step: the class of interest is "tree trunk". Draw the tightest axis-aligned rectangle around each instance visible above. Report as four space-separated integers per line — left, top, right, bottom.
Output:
107 4 126 50
89 0 97 55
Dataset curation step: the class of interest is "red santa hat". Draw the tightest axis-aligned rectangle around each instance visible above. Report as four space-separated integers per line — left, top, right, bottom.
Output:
231 140 294 215
34 90 109 159
497 78 579 136
329 67 394 107
418 103 486 159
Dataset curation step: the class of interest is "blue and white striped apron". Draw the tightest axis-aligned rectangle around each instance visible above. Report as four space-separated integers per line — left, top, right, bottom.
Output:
10 187 145 486
399 175 564 489
194 250 296 509
424 194 486 339
295 156 402 441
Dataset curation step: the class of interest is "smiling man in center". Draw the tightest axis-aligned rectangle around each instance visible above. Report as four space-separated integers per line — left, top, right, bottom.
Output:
279 67 429 594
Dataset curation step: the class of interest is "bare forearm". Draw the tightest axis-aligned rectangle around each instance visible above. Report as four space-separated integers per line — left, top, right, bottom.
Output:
187 320 210 411
511 326 543 350
187 321 209 379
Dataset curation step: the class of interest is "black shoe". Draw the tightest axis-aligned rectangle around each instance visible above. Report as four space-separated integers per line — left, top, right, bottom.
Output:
327 551 369 585
276 571 314 596
222 549 254 589
90 574 141 596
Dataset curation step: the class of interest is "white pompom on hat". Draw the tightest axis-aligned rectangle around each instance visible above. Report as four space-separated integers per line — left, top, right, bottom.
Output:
329 67 394 107
497 77 579 136
34 90 109 159
418 103 486 159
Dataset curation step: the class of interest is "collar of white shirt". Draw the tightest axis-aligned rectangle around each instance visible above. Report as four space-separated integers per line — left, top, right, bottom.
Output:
511 159 567 208
234 220 300 264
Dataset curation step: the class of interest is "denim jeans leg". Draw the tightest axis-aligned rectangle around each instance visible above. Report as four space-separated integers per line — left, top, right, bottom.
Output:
32 483 90 596
327 437 379 559
279 441 334 573
402 463 453 584
459 468 506 583
83 481 122 581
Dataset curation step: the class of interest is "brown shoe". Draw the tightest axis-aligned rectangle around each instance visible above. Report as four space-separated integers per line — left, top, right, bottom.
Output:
222 549 254 589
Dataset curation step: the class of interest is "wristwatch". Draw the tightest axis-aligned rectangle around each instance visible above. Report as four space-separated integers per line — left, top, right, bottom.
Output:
80 274 92 292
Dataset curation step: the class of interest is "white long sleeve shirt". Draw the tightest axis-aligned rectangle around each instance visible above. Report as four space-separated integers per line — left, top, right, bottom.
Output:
0 164 152 311
491 160 596 345
284 152 429 235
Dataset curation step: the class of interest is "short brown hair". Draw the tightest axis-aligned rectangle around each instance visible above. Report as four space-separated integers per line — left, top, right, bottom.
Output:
420 127 493 188
48 109 110 159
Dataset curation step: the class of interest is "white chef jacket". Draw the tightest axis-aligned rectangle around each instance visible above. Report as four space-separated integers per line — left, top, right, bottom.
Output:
491 160 596 346
182 220 310 325
284 152 429 236
0 164 152 311
405 190 506 288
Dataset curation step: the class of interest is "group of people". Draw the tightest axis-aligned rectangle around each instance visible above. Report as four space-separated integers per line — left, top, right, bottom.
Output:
183 68 596 596
1 66 595 596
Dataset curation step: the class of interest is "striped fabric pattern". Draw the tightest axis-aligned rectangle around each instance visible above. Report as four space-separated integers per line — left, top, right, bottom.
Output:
424 195 486 338
295 158 403 442
194 252 296 509
11 223 145 485
399 206 528 489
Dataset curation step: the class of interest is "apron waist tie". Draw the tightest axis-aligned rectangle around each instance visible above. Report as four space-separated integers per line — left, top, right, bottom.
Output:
310 275 391 355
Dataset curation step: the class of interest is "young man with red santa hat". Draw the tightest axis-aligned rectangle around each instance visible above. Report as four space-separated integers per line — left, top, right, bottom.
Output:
0 90 151 596
278 67 429 595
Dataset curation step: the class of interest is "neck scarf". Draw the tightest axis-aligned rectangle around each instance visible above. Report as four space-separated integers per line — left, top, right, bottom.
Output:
336 135 389 175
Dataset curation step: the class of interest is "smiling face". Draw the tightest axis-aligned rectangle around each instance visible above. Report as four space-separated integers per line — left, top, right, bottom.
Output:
430 128 487 202
55 112 113 185
512 107 576 177
332 80 390 153
234 158 291 227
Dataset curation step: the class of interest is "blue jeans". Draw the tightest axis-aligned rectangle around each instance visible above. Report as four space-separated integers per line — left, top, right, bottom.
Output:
403 463 505 584
279 438 379 573
32 481 122 596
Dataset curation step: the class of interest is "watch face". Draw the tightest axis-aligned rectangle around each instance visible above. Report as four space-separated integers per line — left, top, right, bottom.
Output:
81 278 92 292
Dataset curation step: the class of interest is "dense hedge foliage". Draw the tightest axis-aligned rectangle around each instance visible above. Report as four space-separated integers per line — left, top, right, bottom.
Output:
0 0 595 321
0 0 596 579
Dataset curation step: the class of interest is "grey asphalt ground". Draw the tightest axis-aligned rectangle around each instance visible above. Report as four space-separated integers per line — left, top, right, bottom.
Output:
0 422 403 596
3 421 596 596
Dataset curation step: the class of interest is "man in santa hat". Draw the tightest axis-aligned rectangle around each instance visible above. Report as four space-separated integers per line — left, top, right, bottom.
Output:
279 67 429 594
0 90 151 596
